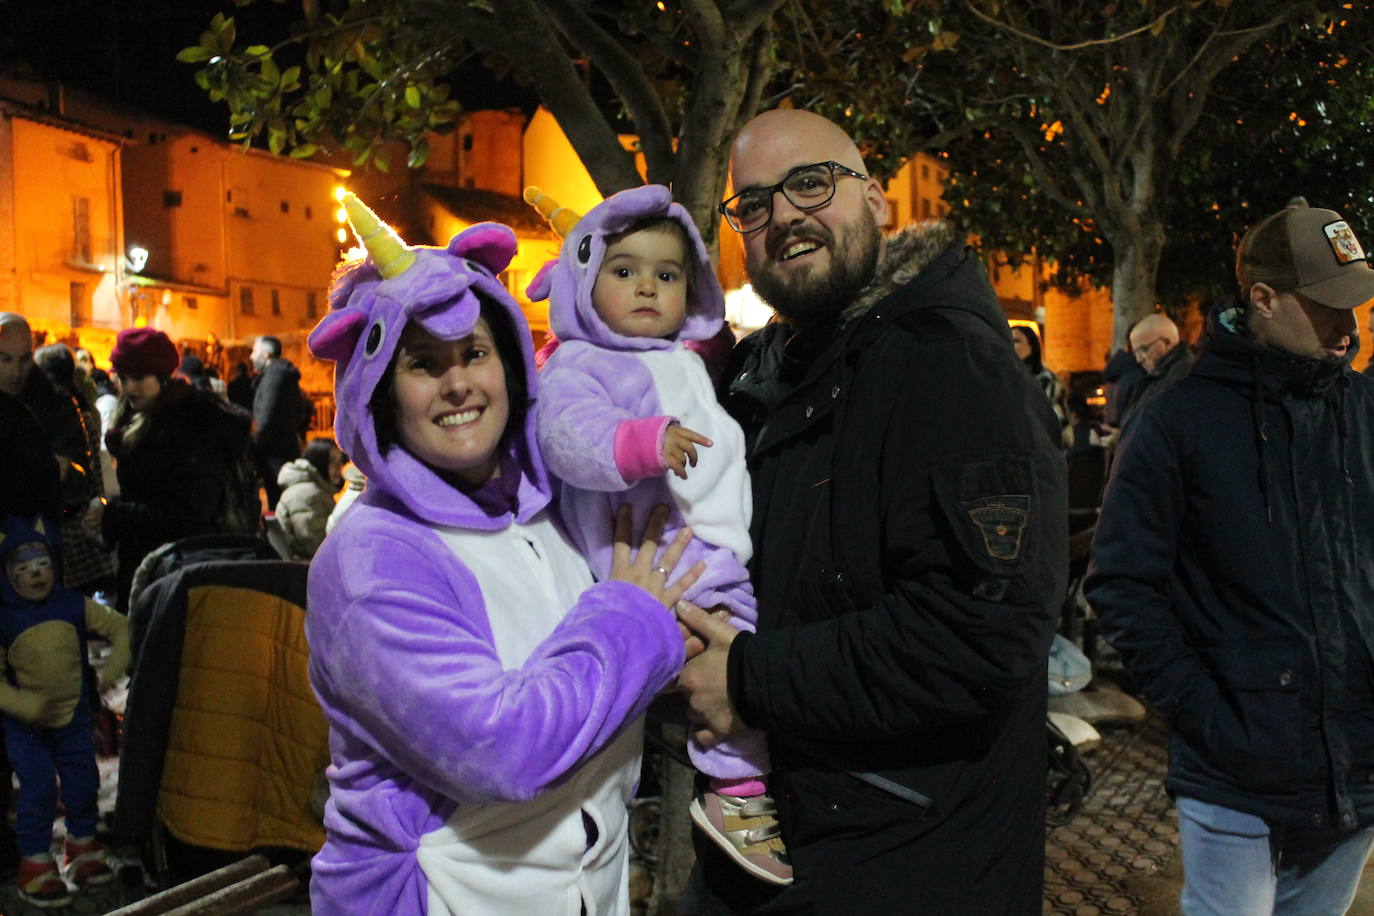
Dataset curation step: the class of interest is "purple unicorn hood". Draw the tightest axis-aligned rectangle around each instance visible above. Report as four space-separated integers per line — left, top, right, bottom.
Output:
526 185 724 350
308 222 549 529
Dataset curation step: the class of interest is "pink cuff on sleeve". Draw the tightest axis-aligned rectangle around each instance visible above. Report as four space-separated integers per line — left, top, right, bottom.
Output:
614 416 675 483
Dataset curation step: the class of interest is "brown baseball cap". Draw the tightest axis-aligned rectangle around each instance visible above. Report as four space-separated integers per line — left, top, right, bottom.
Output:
1236 201 1374 310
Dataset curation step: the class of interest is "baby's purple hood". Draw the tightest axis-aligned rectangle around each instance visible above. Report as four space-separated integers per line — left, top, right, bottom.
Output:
526 185 724 351
308 223 549 530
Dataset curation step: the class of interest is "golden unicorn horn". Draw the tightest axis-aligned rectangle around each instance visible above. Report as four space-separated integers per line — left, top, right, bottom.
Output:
342 193 416 280
523 186 581 239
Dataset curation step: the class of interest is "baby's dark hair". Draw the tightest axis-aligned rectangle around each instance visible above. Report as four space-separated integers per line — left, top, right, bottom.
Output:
607 217 695 296
370 297 528 460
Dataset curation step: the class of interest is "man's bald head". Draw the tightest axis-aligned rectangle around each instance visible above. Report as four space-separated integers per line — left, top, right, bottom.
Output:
1129 313 1180 373
0 313 34 397
729 110 869 189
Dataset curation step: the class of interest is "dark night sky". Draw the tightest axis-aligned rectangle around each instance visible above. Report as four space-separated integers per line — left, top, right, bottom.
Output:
0 0 540 137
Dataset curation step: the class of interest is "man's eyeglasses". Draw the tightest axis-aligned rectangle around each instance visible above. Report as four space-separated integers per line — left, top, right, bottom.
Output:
718 161 868 234
1132 337 1167 362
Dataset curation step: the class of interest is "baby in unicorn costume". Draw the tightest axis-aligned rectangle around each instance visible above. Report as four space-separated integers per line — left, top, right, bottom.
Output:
528 184 791 885
304 195 689 915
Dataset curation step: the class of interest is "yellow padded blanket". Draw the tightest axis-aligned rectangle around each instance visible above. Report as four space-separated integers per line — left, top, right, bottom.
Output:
156 584 328 853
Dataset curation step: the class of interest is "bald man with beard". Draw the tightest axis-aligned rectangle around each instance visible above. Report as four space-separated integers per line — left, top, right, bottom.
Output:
674 109 1067 914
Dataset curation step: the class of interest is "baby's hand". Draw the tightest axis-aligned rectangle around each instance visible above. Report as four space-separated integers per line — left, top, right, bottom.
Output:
664 425 712 480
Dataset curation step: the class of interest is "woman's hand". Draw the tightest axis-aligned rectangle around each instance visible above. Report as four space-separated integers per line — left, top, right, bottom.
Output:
609 504 704 608
663 425 712 480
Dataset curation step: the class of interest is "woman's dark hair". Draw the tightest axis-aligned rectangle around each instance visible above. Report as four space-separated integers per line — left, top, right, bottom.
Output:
303 437 339 481
370 297 529 465
34 343 76 389
89 368 116 398
1013 324 1044 374
34 343 91 411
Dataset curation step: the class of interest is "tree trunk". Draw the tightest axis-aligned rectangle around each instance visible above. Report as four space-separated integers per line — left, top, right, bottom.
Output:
1107 217 1166 351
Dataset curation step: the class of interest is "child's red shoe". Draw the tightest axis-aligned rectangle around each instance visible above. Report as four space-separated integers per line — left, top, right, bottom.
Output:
17 856 73 908
64 835 114 887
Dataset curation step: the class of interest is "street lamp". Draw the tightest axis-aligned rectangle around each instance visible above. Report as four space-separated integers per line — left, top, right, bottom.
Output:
126 245 149 274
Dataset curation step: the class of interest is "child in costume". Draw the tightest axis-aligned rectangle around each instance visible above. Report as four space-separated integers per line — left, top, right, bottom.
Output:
305 194 698 915
0 514 128 907
527 184 791 886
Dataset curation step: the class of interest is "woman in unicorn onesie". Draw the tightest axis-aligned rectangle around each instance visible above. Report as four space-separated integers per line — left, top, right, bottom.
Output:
526 184 791 886
304 194 702 916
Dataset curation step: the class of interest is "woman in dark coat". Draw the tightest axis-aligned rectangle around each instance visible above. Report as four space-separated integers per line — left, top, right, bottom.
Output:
86 328 251 611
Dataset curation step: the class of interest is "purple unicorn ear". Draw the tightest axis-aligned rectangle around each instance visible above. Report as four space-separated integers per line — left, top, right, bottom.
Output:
449 223 518 275
526 258 557 302
309 306 368 362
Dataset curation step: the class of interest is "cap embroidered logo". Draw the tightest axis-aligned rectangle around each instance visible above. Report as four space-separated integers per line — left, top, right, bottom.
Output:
1324 221 1366 265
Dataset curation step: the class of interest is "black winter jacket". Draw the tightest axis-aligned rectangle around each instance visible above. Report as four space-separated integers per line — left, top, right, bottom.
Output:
712 225 1067 914
251 358 304 462
104 380 252 611
1087 302 1374 831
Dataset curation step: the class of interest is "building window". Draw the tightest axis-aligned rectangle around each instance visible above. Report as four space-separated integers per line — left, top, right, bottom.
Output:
71 196 91 262
271 289 281 316
280 200 290 214
164 190 183 207
304 205 313 220
921 198 932 217
240 287 255 315
305 291 318 319
185 296 198 310
462 133 474 151
921 163 930 180
230 187 250 218
70 281 89 324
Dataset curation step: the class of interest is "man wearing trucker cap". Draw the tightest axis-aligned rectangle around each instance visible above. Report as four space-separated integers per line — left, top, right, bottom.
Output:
1087 199 1374 915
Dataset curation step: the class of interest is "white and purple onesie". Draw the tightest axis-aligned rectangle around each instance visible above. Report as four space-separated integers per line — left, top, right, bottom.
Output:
529 185 769 782
305 221 685 915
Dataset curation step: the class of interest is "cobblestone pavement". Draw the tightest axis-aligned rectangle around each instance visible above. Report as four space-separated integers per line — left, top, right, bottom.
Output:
1043 712 1180 916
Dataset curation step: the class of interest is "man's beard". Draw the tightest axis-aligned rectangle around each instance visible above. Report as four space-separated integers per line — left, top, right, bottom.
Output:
747 208 883 327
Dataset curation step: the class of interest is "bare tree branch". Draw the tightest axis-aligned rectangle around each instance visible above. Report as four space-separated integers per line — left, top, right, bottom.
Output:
493 0 641 195
537 0 674 185
967 1 1187 51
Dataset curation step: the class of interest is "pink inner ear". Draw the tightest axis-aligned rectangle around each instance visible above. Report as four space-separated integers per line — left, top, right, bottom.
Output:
309 308 368 361
451 223 518 274
526 259 556 301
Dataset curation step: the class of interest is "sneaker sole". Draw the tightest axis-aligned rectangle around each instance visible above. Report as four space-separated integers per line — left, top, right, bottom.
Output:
689 797 793 887
18 890 74 908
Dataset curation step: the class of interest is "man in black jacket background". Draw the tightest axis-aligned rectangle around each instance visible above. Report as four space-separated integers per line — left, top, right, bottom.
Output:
676 109 1067 914
1086 200 1374 914
249 334 304 506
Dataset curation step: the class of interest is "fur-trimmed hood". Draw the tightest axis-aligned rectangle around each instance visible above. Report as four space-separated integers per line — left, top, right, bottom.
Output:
526 185 724 350
842 220 962 323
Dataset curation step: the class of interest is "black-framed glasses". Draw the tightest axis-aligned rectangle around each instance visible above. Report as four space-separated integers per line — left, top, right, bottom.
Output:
718 160 868 234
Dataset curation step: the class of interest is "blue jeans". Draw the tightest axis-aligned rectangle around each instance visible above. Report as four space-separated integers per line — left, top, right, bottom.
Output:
1176 796 1374 915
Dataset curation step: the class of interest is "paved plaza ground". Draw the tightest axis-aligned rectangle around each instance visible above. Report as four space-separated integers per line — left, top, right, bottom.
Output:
4 679 1373 914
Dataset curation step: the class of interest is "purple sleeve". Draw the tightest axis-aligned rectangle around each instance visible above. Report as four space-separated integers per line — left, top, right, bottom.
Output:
536 346 663 493
310 527 685 805
613 416 674 483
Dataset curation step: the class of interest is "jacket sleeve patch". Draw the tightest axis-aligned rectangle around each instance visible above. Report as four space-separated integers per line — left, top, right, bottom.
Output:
931 456 1037 579
964 496 1031 561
